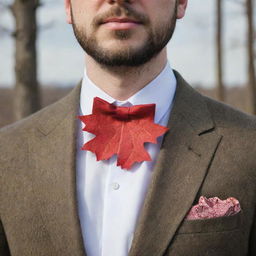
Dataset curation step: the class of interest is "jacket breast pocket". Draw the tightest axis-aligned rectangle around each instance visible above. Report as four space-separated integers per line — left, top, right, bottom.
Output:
176 210 242 234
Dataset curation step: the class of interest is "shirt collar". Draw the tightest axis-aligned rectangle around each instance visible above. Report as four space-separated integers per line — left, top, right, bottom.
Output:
80 62 176 123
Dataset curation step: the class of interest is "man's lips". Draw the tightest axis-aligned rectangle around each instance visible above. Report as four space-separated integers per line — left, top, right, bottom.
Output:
100 18 142 30
102 18 141 24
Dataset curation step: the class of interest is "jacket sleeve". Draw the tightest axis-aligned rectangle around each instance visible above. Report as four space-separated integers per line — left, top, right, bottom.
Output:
0 219 10 256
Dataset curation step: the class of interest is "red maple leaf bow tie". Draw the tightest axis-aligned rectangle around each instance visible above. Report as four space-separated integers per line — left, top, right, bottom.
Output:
78 97 169 170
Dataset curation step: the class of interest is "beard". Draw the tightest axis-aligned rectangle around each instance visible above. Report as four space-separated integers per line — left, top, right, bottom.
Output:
71 3 177 67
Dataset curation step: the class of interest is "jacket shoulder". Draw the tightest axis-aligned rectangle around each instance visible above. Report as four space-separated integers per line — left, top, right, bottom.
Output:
0 84 81 139
203 95 256 130
0 84 81 155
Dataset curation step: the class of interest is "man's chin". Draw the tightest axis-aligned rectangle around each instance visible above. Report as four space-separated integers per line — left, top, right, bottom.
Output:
98 37 146 49
92 54 141 67
82 35 158 67
92 43 146 60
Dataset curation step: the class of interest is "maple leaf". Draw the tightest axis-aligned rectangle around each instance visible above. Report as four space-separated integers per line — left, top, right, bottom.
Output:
78 97 169 170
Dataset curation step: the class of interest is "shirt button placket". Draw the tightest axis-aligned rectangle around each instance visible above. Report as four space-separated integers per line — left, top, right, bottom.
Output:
101 156 122 256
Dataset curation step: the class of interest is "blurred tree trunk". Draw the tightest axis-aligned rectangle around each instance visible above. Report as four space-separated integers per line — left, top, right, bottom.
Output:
246 0 256 114
216 0 225 101
11 0 40 120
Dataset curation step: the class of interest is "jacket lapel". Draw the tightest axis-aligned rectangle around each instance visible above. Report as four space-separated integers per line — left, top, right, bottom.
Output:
129 72 222 256
29 84 86 255
28 72 222 256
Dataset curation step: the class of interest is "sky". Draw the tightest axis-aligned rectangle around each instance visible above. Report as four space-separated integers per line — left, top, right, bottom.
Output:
0 0 253 88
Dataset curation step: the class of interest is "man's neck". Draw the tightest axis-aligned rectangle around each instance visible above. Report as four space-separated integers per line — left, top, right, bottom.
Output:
85 49 168 101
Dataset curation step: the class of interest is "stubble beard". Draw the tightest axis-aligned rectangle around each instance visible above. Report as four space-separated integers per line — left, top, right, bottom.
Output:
71 3 177 68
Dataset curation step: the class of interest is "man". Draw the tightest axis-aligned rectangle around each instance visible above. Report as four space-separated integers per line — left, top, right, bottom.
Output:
0 0 255 255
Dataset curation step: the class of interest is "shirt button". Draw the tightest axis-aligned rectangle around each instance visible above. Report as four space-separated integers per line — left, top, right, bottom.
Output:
112 182 120 190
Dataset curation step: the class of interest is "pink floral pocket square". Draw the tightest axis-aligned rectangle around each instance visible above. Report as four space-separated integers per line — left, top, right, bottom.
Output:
186 196 241 220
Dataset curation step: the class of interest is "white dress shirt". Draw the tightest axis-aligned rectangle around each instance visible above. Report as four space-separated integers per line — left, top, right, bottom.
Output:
76 62 177 256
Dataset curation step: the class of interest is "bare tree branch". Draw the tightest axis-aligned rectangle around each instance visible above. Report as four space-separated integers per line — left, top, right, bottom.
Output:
216 0 225 101
11 0 41 119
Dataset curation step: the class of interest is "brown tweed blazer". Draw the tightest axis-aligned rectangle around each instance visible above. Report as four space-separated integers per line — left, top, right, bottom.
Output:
0 72 255 256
